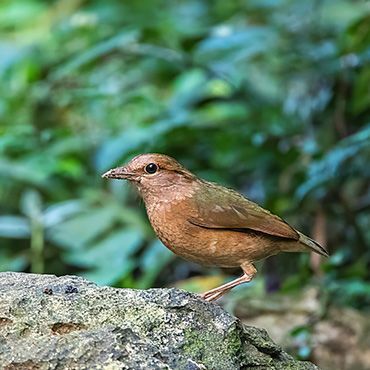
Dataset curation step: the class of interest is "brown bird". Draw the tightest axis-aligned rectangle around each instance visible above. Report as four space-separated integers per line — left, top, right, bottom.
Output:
103 154 328 301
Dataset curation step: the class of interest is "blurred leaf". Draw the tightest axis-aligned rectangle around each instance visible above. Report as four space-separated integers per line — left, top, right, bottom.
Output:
192 102 249 125
47 136 93 157
325 248 351 267
20 189 42 219
320 1 370 28
43 200 87 228
351 66 370 114
169 69 208 111
0 42 28 75
327 279 370 308
136 240 174 289
0 216 30 238
0 159 49 187
195 27 275 64
95 112 190 171
0 1 46 28
0 250 28 271
52 29 140 79
297 124 370 199
67 229 143 285
48 206 118 250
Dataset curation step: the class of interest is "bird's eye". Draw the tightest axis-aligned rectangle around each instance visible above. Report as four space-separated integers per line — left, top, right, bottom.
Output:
145 163 158 174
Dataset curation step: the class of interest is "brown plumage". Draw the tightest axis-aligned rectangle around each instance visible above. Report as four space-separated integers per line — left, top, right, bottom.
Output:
103 153 328 301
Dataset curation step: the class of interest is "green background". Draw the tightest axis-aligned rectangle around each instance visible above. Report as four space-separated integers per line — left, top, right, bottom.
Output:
0 0 369 361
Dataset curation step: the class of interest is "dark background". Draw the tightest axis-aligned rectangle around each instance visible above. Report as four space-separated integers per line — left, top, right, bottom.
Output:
1 1 369 367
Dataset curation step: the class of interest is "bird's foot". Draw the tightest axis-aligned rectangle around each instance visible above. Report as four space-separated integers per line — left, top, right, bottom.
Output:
200 289 229 302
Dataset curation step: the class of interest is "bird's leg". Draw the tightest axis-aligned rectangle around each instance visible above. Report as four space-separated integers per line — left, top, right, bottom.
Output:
200 275 251 302
201 263 256 302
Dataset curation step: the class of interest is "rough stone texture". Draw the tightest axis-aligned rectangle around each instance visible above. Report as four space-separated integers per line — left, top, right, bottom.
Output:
0 272 319 370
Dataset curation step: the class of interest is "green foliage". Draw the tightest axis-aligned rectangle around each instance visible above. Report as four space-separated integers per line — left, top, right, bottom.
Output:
0 0 369 310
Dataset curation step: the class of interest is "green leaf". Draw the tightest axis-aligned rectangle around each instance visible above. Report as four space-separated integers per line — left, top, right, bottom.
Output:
0 1 47 28
320 1 370 29
0 249 28 271
0 216 30 239
95 112 190 171
67 229 143 285
195 27 275 65
20 189 43 219
52 29 140 79
328 279 370 306
169 69 208 111
48 206 118 250
0 159 49 188
43 200 87 228
297 124 370 199
136 240 175 289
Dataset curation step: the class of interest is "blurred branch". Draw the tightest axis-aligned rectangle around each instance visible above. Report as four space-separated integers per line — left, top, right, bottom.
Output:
334 77 349 138
339 193 367 257
30 218 44 274
311 207 327 275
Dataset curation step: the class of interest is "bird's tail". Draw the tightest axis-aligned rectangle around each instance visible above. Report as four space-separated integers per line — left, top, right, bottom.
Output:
298 231 329 257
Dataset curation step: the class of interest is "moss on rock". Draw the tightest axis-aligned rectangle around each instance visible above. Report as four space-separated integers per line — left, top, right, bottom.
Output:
0 272 319 370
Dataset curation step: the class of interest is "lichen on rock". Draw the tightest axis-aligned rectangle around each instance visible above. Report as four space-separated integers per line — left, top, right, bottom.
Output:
0 272 319 370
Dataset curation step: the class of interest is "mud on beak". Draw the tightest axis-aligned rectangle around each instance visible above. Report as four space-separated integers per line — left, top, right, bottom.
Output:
102 167 137 180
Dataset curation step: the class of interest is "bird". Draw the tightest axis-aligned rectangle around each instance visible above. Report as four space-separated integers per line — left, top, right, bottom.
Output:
102 153 328 302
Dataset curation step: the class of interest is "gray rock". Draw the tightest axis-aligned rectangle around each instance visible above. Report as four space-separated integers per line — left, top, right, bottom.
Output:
0 272 319 370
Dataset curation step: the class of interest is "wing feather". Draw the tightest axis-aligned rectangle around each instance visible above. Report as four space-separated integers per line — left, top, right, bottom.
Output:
188 182 299 240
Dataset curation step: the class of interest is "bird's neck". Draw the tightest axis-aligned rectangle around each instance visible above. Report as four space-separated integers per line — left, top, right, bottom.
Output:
137 178 200 208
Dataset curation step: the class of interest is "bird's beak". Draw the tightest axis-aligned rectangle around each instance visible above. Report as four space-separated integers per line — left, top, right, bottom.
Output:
101 167 137 180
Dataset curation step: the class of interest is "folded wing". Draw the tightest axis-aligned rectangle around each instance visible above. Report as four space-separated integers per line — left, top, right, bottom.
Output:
188 182 299 240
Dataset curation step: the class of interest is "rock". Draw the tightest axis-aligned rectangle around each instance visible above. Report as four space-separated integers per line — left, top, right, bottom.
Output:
233 287 370 370
0 272 318 370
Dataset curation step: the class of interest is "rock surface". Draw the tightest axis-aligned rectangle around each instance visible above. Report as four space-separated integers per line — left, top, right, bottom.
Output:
0 272 318 370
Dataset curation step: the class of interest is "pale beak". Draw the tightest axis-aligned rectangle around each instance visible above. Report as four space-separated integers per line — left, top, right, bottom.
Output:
102 167 137 180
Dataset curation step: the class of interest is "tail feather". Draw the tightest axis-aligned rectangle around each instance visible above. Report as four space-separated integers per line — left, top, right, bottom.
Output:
298 231 329 257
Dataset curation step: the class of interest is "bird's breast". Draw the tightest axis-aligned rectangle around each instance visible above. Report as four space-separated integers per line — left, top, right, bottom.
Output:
146 197 191 245
145 196 208 262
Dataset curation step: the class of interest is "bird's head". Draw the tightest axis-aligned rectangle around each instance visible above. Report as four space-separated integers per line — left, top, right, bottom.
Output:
102 153 196 195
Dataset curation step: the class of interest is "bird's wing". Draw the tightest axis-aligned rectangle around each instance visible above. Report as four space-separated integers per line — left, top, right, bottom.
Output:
188 182 299 240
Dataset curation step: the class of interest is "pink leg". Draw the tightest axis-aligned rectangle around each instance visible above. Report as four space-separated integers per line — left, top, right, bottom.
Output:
201 263 256 302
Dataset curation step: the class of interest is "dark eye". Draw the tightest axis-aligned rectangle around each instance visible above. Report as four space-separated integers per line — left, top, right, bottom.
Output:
145 163 158 174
